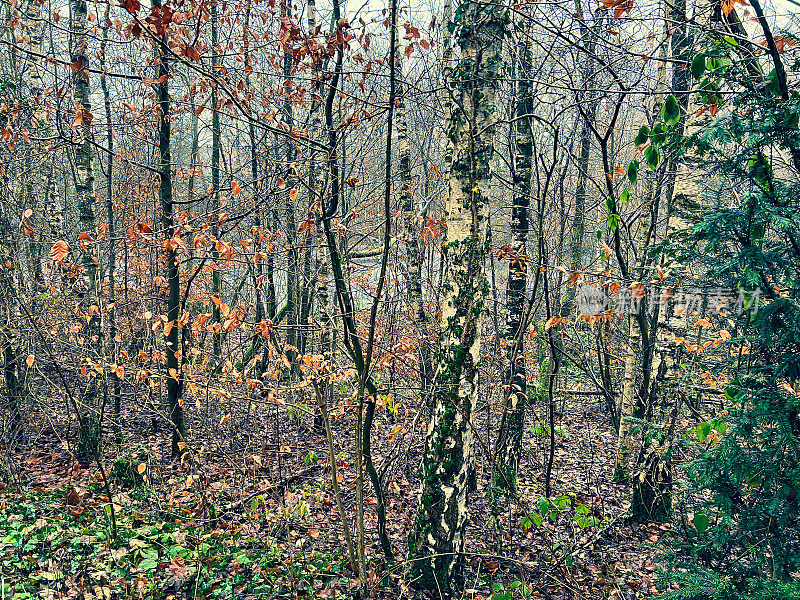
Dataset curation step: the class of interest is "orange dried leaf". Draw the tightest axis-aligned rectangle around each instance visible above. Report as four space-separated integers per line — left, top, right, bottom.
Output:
50 240 69 264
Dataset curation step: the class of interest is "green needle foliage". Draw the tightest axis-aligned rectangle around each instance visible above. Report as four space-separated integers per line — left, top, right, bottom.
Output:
655 31 800 600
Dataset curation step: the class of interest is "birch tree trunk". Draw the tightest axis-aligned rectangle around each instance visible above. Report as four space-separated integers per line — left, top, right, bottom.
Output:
406 0 504 593
71 0 103 466
23 0 49 289
493 17 533 490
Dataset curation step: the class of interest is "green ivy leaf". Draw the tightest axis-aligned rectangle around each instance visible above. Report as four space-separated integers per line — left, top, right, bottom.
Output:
766 68 781 97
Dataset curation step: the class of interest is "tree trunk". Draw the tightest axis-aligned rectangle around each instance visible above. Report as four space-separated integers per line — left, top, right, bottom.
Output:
210 2 223 363
0 190 22 440
153 0 185 456
282 0 299 378
406 0 504 592
396 48 432 396
493 18 533 491
71 0 103 467
99 3 122 446
613 35 668 483
630 0 713 522
561 1 600 316
23 0 48 290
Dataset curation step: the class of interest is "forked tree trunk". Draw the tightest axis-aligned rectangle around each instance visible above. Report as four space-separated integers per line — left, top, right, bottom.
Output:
406 0 504 593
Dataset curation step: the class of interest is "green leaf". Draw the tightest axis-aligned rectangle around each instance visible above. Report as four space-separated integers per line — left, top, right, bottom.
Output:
651 122 669 146
138 558 158 572
620 188 630 204
661 94 681 127
696 421 712 442
627 160 639 185
596 230 603 240
634 125 650 147
607 213 619 231
766 68 781 97
691 53 707 80
644 144 660 170
693 511 709 535
538 496 550 515
605 197 614 213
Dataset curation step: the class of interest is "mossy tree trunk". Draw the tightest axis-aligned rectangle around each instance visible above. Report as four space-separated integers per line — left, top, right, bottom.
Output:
406 0 504 593
0 196 22 440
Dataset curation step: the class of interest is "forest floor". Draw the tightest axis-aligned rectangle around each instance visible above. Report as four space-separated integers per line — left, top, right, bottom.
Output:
0 389 669 600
